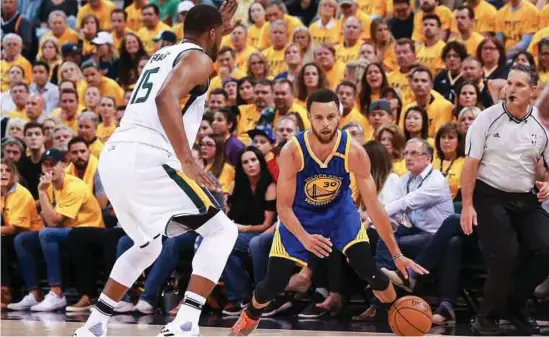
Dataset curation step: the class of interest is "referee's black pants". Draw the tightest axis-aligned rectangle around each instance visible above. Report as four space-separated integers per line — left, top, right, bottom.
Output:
473 180 549 318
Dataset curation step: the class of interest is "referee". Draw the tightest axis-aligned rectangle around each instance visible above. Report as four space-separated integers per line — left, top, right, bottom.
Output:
461 64 549 336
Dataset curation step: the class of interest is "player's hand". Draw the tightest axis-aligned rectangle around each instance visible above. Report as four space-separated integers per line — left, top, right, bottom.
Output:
219 0 241 35
536 181 549 202
181 161 217 191
302 234 332 258
394 255 429 279
38 172 52 191
460 204 477 235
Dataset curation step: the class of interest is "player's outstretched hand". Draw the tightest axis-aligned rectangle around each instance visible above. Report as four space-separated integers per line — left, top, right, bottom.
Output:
219 0 241 35
182 161 217 191
394 255 429 278
302 234 332 258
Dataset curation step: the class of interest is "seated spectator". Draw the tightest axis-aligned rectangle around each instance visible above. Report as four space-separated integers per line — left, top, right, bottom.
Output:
535 38 549 84
211 108 245 167
366 99 394 141
292 26 314 64
314 44 345 90
236 77 256 106
477 37 509 81
197 114 214 146
1 67 24 115
342 60 368 92
388 0 414 40
200 134 235 195
222 146 276 315
453 81 483 118
259 0 302 48
451 5 485 57
79 15 101 60
210 47 247 93
52 125 74 152
136 4 172 55
364 140 401 206
41 11 79 46
2 138 26 170
462 56 495 109
55 89 81 133
247 52 271 82
0 34 32 92
96 96 118 143
77 111 104 159
58 62 86 103
457 106 480 135
38 0 78 27
1 159 43 309
416 14 447 78
294 62 329 107
5 82 29 120
19 122 47 199
273 79 310 129
224 78 239 107
236 79 274 144
358 41 379 64
495 0 538 58
511 51 536 68
342 121 365 144
6 118 26 140
338 81 370 138
61 44 83 67
335 17 362 65
83 86 101 115
30 61 59 115
8 149 104 311
1 0 34 61
308 0 339 46
371 18 397 72
433 123 465 201
76 0 115 32
36 38 63 85
118 33 148 90
90 32 119 80
381 87 403 122
43 118 57 149
153 30 177 50
275 43 303 82
249 126 278 181
434 41 467 103
208 89 229 112
81 60 124 106
402 106 434 147
274 115 298 144
110 8 133 51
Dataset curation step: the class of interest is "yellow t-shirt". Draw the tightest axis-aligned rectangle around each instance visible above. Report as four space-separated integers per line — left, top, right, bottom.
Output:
400 92 454 137
337 10 372 42
82 76 125 106
207 162 235 194
76 0 116 31
339 107 373 140
540 71 549 85
41 28 79 46
82 38 97 58
1 184 43 231
46 174 104 228
137 21 172 55
237 104 262 144
173 22 184 42
412 6 453 43
6 108 28 121
125 3 146 32
209 68 247 94
357 0 388 17
324 61 346 90
258 15 302 50
274 103 311 130
57 115 79 133
416 40 446 78
89 138 104 159
393 158 407 176
495 0 539 51
452 32 485 57
248 24 263 50
387 69 414 107
1 56 33 92
540 4 549 29
527 26 549 62
111 28 135 51
433 155 465 200
262 46 287 77
335 42 361 64
65 154 99 193
308 19 340 46
235 45 257 71
381 40 398 73
451 0 497 34
97 122 117 143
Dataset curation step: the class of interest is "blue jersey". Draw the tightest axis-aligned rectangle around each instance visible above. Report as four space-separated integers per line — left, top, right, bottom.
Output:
291 130 357 228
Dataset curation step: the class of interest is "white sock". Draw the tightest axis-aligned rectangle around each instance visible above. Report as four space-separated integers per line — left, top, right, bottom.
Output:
85 293 118 332
174 291 206 329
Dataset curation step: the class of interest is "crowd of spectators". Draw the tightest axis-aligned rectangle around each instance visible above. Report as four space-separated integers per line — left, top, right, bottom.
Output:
2 0 549 329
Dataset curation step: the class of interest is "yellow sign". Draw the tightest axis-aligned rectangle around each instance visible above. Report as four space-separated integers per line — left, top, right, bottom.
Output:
304 175 342 206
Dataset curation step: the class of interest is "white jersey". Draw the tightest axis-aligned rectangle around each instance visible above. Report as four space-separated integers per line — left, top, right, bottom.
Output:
108 42 209 154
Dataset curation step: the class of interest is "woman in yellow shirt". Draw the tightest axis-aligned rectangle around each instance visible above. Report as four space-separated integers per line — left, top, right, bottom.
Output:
293 26 315 64
118 33 148 90
247 52 271 82
359 62 389 115
433 123 465 201
80 15 100 59
294 62 329 107
248 2 266 49
200 134 236 195
370 18 397 72
59 61 87 103
375 124 407 176
36 37 63 81
236 77 256 106
403 106 434 147
457 106 480 136
97 96 118 143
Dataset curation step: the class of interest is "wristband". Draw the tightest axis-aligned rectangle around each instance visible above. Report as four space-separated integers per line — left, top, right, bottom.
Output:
392 254 403 261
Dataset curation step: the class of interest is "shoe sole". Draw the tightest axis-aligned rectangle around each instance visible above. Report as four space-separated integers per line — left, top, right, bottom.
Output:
31 302 67 312
298 311 328 319
262 302 292 317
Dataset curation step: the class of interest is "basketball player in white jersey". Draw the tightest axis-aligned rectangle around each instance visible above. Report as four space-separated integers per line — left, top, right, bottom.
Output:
74 3 240 337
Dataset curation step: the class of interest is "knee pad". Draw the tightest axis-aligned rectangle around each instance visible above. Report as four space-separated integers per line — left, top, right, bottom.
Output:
110 235 162 287
346 243 390 291
192 212 238 283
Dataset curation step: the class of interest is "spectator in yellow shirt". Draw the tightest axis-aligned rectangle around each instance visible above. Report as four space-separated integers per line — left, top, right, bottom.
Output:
77 112 105 159
2 66 26 109
248 2 267 49
412 0 452 42
335 16 362 64
451 0 497 36
262 20 289 77
536 39 549 84
433 122 465 200
314 44 346 90
230 25 258 71
118 33 148 89
36 38 63 81
8 148 103 312
110 9 135 51
371 18 398 72
81 60 125 106
55 89 81 133
124 0 147 32
96 96 118 143
309 0 340 46
76 0 115 31
172 1 194 42
237 77 256 106
359 62 389 115
210 47 247 93
276 43 303 82
337 81 371 137
247 52 271 81
495 0 539 57
452 5 484 57
294 62 329 106
237 79 275 144
200 134 236 194
137 4 172 55
540 3 549 28
5 83 29 121
416 14 446 78
272 79 311 129
258 0 302 50
343 59 368 93
52 125 75 152
293 26 315 64
1 34 32 92
527 26 549 65
80 15 100 59
41 11 79 46
338 0 372 41
208 88 229 111
375 123 407 175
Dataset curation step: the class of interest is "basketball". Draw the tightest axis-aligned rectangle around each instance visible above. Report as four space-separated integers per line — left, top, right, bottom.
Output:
388 296 433 336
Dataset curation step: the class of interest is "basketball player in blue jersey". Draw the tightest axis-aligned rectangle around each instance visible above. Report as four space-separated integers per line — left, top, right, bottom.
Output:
230 89 428 336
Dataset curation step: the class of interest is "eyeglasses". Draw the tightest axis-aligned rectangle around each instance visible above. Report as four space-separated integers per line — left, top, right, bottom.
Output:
403 150 427 158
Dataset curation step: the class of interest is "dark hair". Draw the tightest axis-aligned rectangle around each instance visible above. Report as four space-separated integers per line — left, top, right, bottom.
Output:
422 13 441 27
143 3 160 16
202 133 227 178
111 8 127 20
410 65 433 82
210 88 229 101
454 80 482 117
512 51 535 67
1 158 20 185
82 14 101 32
375 124 406 160
395 38 415 53
364 140 393 193
295 62 328 101
236 76 256 105
381 87 402 121
370 17 389 46
68 136 88 151
393 0 410 5
118 32 148 89
248 1 265 25
58 79 76 90
274 78 293 91
442 41 468 61
434 122 465 160
214 108 238 133
33 60 50 74
360 62 389 114
11 82 29 92
218 46 235 57
24 121 43 135
477 36 506 68
255 78 274 89
539 38 549 73
60 88 78 99
337 80 358 94
306 88 340 112
403 105 429 140
456 5 474 19
509 63 539 86
184 4 223 37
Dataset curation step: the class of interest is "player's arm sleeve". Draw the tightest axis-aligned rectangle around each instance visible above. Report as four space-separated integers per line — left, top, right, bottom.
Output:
55 186 87 219
465 111 489 160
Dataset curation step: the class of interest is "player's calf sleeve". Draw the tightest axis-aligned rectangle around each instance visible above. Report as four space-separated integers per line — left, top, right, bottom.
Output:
254 257 296 304
193 211 238 283
110 235 163 287
345 242 390 291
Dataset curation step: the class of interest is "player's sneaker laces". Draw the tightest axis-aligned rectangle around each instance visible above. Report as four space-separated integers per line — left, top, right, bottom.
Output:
156 321 200 337
73 323 107 337
229 310 260 336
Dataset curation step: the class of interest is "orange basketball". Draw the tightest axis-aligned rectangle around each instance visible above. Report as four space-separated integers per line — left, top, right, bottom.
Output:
388 296 432 336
